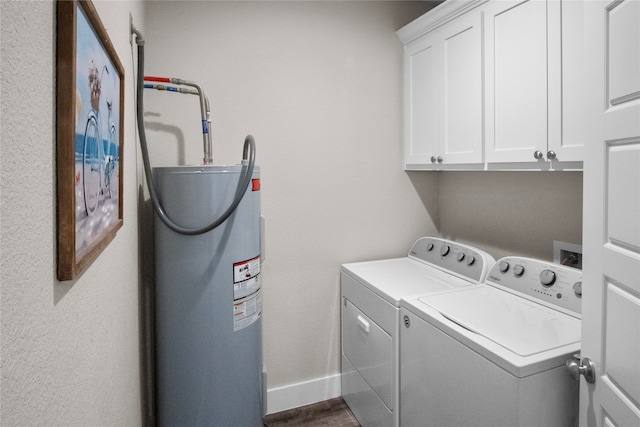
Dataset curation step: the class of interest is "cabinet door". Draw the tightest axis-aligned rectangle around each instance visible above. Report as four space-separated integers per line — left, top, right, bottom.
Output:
485 0 549 163
548 0 584 163
404 34 441 167
441 11 483 164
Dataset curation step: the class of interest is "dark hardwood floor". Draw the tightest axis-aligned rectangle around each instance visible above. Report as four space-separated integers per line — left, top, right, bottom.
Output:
263 398 361 427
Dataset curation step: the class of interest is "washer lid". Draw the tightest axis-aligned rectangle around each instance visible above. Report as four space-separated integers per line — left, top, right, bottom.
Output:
419 286 581 357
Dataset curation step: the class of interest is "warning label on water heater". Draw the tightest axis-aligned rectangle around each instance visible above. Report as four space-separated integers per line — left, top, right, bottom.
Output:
233 256 261 331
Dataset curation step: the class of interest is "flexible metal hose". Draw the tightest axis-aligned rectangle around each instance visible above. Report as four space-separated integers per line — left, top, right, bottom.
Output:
132 28 256 235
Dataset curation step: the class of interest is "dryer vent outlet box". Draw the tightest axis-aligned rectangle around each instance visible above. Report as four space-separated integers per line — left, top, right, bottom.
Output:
553 241 582 270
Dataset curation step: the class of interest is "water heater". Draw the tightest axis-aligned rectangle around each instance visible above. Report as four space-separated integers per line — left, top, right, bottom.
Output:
153 165 263 426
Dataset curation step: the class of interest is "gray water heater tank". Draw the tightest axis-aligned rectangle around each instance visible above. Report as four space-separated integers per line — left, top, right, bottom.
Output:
154 165 263 426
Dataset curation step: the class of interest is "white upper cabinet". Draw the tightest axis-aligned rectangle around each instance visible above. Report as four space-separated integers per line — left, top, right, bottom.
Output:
485 0 583 167
398 0 584 170
400 3 484 170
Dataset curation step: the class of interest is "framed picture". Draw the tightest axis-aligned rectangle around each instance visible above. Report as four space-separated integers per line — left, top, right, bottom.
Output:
56 0 124 281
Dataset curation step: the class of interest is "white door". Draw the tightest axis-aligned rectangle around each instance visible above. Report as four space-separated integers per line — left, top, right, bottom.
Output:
580 1 640 426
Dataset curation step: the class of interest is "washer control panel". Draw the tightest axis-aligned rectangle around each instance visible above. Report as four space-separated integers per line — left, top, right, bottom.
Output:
408 237 496 283
486 257 582 317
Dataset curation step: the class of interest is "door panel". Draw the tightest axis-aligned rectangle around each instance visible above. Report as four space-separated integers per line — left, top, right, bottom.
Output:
604 284 640 404
581 1 640 426
607 144 640 249
607 0 640 104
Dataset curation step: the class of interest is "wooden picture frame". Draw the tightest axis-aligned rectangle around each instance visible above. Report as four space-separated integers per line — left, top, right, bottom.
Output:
56 0 124 281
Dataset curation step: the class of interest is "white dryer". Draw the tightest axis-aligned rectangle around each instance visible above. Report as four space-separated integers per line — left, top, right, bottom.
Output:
400 256 583 427
341 237 496 427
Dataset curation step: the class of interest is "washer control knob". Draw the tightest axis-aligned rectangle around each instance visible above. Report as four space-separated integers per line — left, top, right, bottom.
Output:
573 282 582 298
440 245 451 257
513 265 525 277
426 242 434 252
457 252 465 262
466 256 476 266
540 269 557 287
499 261 510 273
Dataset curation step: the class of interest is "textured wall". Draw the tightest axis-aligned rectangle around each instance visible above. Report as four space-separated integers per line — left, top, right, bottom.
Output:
1 1 145 425
439 171 583 261
141 0 435 393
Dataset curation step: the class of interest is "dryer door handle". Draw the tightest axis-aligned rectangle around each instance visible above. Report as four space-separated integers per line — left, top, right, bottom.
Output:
357 315 370 333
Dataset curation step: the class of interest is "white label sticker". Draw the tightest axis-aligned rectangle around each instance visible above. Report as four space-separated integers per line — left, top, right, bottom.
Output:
233 255 260 284
233 289 262 332
233 255 261 331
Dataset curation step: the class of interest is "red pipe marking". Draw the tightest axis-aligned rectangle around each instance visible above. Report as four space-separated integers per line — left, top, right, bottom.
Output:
144 76 171 82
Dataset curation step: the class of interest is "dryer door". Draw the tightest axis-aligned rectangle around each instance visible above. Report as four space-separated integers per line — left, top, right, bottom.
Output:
342 299 393 410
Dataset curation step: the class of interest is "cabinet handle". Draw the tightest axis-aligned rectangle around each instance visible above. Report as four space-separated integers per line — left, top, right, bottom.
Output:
430 156 437 163
437 156 443 163
534 150 544 160
547 150 557 160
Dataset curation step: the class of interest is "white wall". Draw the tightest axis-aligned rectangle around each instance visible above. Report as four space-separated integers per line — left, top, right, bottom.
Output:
439 171 583 260
141 0 436 410
1 1 146 425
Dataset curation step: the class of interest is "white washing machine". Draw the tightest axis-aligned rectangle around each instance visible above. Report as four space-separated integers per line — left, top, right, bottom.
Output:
341 237 496 427
400 256 583 427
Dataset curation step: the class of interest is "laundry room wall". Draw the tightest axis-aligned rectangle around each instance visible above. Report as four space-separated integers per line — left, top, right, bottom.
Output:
1 1 146 425
438 171 583 261
141 0 435 410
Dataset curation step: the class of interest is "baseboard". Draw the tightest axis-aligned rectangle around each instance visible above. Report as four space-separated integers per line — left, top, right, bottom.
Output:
266 373 341 415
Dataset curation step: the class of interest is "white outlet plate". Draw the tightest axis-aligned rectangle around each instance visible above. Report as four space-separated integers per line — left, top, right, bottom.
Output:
553 240 582 265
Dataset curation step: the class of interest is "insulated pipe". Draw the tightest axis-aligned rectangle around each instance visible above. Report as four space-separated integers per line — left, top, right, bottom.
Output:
145 75 212 164
131 25 256 236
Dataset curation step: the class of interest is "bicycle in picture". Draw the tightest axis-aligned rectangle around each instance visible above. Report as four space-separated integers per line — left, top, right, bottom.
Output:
82 61 119 217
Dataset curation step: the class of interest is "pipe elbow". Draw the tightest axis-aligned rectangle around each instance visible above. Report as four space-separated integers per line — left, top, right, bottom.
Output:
131 24 145 46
